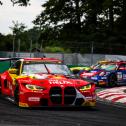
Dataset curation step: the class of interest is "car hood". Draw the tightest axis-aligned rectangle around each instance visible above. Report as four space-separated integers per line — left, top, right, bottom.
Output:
17 73 89 87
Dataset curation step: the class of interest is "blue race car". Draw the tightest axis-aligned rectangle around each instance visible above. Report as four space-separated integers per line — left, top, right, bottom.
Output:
80 61 126 87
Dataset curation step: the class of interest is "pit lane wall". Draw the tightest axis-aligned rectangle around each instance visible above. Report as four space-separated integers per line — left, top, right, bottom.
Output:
1 51 126 66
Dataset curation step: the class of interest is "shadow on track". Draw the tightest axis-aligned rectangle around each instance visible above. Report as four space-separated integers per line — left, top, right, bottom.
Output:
21 106 98 112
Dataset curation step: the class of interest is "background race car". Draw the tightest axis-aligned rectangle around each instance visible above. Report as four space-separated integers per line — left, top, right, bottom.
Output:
68 65 91 74
0 58 96 108
80 61 126 87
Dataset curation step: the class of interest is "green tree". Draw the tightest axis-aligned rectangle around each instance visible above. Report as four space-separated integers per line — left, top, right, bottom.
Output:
0 33 13 51
9 21 28 51
0 0 30 6
1 0 126 54
33 0 126 54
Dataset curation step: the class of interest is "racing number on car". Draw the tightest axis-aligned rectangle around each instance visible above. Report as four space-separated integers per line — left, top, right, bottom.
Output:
123 74 126 79
117 72 123 80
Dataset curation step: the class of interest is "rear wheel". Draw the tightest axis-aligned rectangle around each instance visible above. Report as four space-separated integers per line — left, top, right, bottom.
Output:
108 74 117 87
14 86 19 106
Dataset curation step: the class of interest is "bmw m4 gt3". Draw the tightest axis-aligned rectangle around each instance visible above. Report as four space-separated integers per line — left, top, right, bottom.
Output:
0 58 96 108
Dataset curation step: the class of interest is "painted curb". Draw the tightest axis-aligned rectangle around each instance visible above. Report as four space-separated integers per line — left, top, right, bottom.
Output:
96 86 126 107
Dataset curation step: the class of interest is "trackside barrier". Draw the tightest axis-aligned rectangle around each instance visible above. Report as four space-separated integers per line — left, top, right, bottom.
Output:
1 51 126 66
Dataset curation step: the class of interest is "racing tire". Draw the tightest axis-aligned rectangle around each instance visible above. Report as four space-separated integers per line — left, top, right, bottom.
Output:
108 74 117 87
0 77 1 94
14 86 19 106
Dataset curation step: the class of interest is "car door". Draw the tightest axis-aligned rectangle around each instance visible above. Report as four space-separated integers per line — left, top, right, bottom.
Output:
117 63 126 84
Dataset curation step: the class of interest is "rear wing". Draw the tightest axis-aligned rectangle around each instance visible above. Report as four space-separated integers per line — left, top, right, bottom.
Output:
0 58 20 73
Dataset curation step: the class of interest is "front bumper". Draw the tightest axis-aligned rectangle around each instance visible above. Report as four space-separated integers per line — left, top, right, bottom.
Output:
19 88 96 108
83 76 107 86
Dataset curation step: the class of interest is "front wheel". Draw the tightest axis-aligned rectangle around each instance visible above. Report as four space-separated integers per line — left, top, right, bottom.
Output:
108 74 117 87
14 86 19 106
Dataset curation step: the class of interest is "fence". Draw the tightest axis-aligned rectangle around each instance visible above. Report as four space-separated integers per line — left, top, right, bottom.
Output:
0 51 126 66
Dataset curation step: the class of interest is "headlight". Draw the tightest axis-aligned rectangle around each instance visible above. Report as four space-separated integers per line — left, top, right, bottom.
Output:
79 84 91 91
25 84 46 91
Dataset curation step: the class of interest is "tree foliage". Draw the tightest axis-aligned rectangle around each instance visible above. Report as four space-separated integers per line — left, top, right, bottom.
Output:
0 0 30 6
33 0 126 54
0 0 126 54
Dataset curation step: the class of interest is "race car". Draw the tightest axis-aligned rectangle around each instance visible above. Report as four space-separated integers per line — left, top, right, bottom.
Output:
68 65 91 74
80 61 126 87
91 60 111 69
69 60 109 75
0 58 96 108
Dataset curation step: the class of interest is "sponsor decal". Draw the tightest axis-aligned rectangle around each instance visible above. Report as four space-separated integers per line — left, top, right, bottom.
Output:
20 79 32 83
51 94 61 97
82 73 94 76
28 97 40 102
101 77 107 79
123 74 126 79
49 79 72 84
91 77 97 80
106 72 110 75
117 72 123 80
85 96 93 100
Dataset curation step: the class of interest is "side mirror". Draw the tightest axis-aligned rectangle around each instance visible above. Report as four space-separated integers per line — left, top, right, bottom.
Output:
9 68 18 74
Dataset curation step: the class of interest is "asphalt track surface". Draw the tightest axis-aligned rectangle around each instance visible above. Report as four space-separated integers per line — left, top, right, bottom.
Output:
0 94 126 126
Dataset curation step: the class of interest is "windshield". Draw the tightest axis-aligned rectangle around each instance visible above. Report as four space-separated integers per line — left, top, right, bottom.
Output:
94 63 117 71
46 64 71 75
22 64 48 74
22 62 71 75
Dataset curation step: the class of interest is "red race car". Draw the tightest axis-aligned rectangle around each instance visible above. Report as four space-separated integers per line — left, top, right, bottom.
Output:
0 58 96 107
